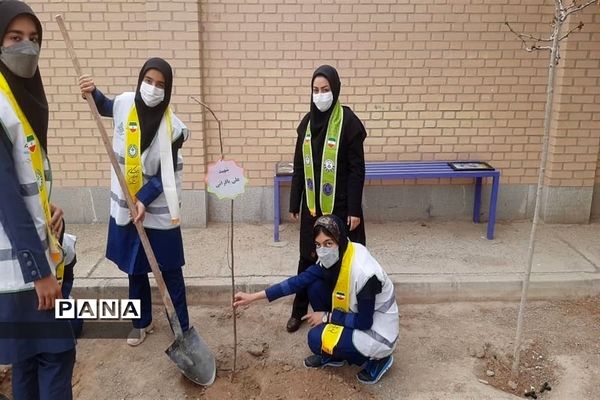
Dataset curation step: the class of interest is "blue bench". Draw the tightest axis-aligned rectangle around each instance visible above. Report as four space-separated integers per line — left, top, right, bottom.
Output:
273 161 501 241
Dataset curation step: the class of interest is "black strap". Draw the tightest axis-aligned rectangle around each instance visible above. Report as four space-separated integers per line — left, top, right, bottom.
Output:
0 121 13 161
357 275 383 300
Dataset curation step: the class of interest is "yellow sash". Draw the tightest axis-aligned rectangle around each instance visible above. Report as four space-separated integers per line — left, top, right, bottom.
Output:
0 72 64 283
124 106 174 204
321 242 354 354
125 106 143 200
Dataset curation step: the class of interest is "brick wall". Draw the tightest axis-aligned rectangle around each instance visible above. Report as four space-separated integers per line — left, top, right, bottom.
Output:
31 0 206 190
548 12 600 188
26 0 600 193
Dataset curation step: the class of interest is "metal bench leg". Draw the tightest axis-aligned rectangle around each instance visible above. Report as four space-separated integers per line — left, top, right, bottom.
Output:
274 177 280 242
473 177 482 223
487 174 500 240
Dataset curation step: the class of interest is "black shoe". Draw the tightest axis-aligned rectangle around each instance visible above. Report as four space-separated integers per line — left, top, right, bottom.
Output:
286 316 303 333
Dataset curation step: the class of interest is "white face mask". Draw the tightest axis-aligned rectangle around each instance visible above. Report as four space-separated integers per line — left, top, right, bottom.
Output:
316 246 339 269
139 81 165 107
312 91 333 112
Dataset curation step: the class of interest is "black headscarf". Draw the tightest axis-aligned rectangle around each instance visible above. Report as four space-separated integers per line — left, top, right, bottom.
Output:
0 0 48 151
309 65 341 140
313 214 349 284
134 57 173 153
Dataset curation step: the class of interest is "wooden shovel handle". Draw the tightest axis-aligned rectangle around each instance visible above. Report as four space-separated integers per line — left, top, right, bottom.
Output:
55 15 182 337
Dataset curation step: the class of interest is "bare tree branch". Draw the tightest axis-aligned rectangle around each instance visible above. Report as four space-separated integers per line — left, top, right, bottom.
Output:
505 22 554 52
530 45 553 52
558 21 584 40
505 22 553 42
564 0 597 17
504 3 586 54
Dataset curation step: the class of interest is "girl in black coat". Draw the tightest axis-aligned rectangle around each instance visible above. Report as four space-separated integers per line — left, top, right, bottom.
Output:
287 65 367 332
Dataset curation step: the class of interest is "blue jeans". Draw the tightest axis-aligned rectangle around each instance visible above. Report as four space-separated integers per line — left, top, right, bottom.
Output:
128 268 189 331
11 348 76 400
306 279 368 366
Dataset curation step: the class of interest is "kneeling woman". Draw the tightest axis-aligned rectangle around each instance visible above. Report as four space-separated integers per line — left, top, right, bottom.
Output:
234 215 398 384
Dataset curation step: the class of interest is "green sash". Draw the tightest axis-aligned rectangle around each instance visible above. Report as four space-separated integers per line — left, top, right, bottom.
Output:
302 101 343 216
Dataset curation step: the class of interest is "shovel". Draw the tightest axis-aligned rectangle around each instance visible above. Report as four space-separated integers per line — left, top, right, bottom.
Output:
55 15 216 386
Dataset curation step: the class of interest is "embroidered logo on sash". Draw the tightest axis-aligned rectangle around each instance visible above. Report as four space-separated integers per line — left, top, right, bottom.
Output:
324 159 335 172
335 291 345 301
323 183 333 196
127 169 140 185
25 134 36 152
327 137 337 148
307 178 314 191
127 144 138 158
304 155 311 165
128 121 138 133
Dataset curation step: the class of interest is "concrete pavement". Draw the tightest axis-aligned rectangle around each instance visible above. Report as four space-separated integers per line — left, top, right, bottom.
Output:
69 219 600 304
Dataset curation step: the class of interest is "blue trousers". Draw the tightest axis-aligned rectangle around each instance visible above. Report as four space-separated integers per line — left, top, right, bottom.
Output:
61 264 83 338
11 348 76 400
128 268 189 331
306 279 369 366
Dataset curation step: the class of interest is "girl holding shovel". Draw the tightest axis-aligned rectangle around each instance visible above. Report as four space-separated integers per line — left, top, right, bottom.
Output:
79 58 190 346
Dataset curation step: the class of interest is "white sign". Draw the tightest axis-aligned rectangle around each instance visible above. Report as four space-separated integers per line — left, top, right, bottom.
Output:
206 159 247 200
55 299 141 320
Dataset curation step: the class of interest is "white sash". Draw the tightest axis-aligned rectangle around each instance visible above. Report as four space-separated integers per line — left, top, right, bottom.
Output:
157 113 180 224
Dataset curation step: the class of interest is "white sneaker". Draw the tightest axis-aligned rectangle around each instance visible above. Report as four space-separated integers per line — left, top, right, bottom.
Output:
126 321 154 346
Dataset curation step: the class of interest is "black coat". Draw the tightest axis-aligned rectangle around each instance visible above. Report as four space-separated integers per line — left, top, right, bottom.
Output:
289 106 367 261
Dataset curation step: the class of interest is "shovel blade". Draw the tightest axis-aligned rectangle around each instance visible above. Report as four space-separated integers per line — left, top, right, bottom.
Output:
166 326 216 386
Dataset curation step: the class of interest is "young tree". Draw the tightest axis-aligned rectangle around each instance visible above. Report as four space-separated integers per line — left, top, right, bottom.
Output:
505 0 598 380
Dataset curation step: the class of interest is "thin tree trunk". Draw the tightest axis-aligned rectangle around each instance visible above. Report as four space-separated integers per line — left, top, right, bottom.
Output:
511 10 562 378
231 199 237 376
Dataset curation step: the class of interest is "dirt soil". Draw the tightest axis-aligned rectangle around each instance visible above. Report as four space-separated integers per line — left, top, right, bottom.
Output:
1 296 598 399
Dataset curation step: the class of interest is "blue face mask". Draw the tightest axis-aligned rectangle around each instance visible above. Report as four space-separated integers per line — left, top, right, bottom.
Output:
316 246 339 269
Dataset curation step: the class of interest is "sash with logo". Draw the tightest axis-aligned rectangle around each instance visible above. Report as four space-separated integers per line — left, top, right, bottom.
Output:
302 100 343 216
0 72 64 283
125 105 179 224
321 242 354 355
125 106 143 200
